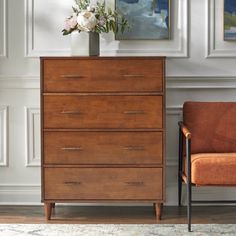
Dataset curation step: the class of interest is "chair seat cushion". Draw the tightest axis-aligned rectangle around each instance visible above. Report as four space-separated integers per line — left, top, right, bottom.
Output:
185 153 236 186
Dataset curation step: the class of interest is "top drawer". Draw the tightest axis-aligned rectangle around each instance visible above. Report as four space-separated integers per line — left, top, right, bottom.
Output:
42 58 164 93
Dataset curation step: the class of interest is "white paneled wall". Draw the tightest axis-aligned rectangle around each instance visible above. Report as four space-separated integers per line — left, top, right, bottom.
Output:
1 0 236 205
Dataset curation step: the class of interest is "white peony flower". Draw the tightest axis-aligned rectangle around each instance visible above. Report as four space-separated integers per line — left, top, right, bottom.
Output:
77 11 97 32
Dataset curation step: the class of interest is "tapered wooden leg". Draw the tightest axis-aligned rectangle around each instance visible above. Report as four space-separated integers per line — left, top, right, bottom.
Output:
154 203 162 220
44 203 52 220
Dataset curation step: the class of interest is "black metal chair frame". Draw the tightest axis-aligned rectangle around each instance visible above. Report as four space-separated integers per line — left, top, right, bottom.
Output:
178 121 236 232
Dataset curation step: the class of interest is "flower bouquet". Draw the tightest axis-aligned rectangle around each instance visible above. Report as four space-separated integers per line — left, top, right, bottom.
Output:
62 0 129 56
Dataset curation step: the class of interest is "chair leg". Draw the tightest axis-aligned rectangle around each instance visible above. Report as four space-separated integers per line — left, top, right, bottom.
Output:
178 174 182 206
187 177 192 232
186 139 192 232
178 126 183 206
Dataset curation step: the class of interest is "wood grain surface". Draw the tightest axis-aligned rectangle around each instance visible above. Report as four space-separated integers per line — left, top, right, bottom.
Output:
44 131 163 165
44 167 163 200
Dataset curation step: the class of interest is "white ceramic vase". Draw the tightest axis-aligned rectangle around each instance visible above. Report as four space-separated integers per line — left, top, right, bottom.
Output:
71 31 100 56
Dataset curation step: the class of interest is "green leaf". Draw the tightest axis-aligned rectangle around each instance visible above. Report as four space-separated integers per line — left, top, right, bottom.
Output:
62 28 75 36
106 21 109 33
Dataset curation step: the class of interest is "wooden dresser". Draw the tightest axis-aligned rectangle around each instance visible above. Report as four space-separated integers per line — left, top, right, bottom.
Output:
40 57 166 220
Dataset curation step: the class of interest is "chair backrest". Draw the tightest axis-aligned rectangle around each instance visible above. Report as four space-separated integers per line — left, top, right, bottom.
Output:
183 102 236 154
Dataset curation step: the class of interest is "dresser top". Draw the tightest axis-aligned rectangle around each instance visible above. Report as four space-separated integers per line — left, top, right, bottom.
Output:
40 56 166 60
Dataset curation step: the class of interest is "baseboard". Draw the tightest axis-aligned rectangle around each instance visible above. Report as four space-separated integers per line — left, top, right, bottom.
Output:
0 185 236 206
0 185 41 205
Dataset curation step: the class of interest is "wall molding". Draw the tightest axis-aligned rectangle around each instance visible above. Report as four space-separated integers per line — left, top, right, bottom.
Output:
167 76 236 89
1 75 236 89
206 0 236 58
206 0 215 58
0 184 41 205
166 106 182 116
0 106 8 166
0 0 7 58
0 76 39 89
1 183 236 206
25 107 41 167
24 0 189 58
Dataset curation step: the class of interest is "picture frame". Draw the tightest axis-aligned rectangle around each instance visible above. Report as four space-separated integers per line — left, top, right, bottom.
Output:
224 0 236 41
115 0 170 40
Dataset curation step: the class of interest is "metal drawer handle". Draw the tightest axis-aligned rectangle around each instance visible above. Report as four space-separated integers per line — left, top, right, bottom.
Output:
64 181 81 185
122 74 144 78
61 147 83 151
123 146 145 151
124 110 146 115
61 111 83 115
60 75 86 79
125 181 144 186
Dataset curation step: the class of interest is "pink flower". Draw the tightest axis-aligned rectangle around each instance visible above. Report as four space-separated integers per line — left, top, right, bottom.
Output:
64 16 77 31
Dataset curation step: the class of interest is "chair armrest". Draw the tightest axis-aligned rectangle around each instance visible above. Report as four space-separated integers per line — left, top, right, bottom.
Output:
178 121 191 139
178 121 192 194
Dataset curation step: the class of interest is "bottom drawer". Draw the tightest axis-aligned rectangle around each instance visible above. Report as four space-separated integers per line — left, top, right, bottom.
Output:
44 168 162 200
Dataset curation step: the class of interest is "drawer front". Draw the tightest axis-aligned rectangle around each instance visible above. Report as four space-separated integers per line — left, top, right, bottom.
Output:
44 168 163 200
44 95 163 129
44 131 163 165
43 59 163 92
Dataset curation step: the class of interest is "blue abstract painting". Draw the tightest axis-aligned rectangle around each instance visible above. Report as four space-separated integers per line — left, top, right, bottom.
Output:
224 0 236 40
116 0 170 40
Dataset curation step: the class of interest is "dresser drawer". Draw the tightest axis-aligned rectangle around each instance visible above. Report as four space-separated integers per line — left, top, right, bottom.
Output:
43 58 163 93
43 95 163 129
44 167 163 200
44 131 163 165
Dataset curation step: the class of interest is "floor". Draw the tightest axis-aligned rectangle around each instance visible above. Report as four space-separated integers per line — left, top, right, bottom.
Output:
0 206 235 224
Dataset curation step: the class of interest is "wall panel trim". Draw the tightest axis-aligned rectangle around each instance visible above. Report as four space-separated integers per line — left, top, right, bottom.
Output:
206 0 236 58
25 107 41 167
167 76 236 89
0 0 7 58
166 106 182 115
0 76 39 89
0 106 8 166
1 75 236 89
1 183 235 206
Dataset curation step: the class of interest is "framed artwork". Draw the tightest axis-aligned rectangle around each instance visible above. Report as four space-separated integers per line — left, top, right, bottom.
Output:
224 0 236 40
115 0 170 40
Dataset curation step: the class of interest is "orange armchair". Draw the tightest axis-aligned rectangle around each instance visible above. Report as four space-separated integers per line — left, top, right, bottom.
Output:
178 102 236 232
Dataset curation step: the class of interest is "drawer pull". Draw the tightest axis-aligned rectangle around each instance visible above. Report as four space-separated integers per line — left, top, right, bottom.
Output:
125 181 144 186
64 181 81 185
61 147 83 151
124 110 146 115
60 75 85 79
123 146 145 151
123 74 144 78
61 111 83 115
